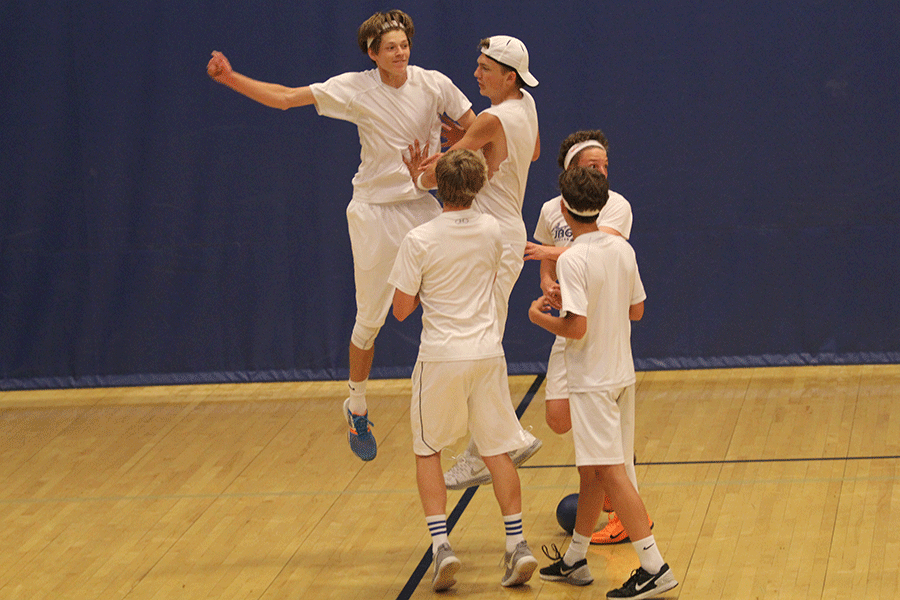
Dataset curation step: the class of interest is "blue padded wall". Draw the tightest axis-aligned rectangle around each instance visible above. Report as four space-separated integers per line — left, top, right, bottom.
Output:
2 1 898 389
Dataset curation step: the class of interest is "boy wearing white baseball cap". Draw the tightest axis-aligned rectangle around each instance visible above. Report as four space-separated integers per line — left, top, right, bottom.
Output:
478 34 539 88
403 35 542 489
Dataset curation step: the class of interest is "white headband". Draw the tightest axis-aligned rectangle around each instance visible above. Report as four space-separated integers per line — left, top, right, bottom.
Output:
367 20 406 48
563 140 606 169
562 195 601 218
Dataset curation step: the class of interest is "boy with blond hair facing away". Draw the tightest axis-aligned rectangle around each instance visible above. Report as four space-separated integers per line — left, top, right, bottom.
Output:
390 149 537 592
529 167 677 599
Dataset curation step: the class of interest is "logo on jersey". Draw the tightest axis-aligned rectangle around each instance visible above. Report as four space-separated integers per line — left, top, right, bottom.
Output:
551 224 573 244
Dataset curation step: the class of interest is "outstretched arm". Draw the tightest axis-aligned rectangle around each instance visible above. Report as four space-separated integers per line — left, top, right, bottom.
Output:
207 51 316 110
412 112 502 189
524 241 565 262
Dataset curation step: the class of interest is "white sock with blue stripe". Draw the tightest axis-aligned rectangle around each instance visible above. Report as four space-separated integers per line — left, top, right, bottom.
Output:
504 513 525 553
426 514 449 553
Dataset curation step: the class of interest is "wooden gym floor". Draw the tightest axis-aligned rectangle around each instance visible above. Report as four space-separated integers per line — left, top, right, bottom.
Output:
1 364 898 599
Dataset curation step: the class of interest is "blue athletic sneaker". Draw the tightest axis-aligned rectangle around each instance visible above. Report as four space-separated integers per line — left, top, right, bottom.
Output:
344 398 376 461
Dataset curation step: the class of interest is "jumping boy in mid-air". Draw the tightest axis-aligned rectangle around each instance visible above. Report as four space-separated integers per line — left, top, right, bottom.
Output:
207 10 476 462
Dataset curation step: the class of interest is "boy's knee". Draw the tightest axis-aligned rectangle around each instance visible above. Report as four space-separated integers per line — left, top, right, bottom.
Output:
546 414 571 435
545 400 572 434
350 321 380 350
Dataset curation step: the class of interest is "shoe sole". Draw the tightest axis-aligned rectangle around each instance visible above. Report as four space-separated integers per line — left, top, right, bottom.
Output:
433 557 461 591
616 577 678 600
511 438 543 467
445 471 493 490
539 573 594 586
501 556 538 587
650 575 679 598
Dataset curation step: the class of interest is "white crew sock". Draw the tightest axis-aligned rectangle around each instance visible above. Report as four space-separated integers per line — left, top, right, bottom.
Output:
632 534 665 574
563 531 590 565
504 513 525 553
426 514 450 553
347 379 367 414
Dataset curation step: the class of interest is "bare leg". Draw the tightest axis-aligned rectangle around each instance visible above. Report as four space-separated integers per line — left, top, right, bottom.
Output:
598 464 651 541
417 453 447 516
574 465 607 538
348 342 375 384
545 398 572 434
482 452 522 515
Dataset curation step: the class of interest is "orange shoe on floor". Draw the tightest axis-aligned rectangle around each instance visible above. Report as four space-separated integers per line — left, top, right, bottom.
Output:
590 512 654 545
603 495 614 512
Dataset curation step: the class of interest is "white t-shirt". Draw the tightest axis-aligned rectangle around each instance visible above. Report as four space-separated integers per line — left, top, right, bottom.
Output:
533 190 633 247
388 208 505 361
473 90 539 243
310 66 471 205
557 231 646 392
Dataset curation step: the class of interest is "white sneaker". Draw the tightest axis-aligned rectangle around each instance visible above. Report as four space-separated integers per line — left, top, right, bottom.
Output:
510 430 542 467
444 430 543 490
444 448 491 490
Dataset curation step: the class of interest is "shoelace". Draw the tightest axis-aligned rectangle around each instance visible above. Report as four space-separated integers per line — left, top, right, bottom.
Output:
541 543 564 562
446 451 478 475
621 567 647 587
350 413 374 436
445 448 468 463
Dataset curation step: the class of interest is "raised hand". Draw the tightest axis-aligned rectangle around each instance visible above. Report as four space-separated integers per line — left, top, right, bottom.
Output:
440 114 466 149
402 139 428 180
403 139 442 181
206 51 233 82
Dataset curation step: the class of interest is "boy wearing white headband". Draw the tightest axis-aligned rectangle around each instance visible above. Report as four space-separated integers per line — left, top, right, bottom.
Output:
206 11 476 462
529 167 678 599
404 34 543 490
525 130 653 545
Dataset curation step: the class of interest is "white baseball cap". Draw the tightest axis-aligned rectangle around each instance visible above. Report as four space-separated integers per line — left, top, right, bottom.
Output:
480 35 539 87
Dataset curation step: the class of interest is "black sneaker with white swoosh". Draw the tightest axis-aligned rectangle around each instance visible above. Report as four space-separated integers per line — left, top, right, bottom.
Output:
606 563 678 599
538 544 594 586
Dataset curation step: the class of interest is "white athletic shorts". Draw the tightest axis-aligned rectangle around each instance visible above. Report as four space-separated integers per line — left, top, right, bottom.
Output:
410 356 528 457
346 197 441 328
569 385 636 468
494 240 526 336
544 335 568 400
